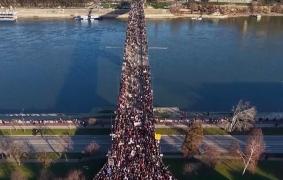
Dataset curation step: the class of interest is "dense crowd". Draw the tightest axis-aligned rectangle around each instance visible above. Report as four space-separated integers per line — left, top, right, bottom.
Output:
95 0 174 179
0 118 87 127
156 115 283 126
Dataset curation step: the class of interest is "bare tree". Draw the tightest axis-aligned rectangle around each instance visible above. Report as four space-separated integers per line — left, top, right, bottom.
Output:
10 169 27 180
0 138 11 154
8 141 25 166
202 144 220 168
181 121 203 158
61 136 73 161
231 129 265 175
183 162 201 175
38 169 55 180
37 152 52 169
228 100 256 132
241 128 264 175
82 141 100 156
65 169 85 180
183 163 193 175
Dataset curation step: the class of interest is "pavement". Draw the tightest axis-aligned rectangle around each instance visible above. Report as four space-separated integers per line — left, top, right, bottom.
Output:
0 135 282 154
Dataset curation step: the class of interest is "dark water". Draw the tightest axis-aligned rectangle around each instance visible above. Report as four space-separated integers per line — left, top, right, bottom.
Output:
0 17 283 113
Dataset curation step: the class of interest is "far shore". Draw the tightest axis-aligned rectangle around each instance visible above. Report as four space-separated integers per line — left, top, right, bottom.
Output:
14 8 283 20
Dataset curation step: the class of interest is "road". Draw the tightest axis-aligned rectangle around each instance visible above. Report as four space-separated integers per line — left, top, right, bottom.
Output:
0 135 282 154
0 122 282 129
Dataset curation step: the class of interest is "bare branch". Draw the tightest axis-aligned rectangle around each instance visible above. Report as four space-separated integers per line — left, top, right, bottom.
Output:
37 152 52 169
65 169 85 180
202 144 220 168
82 141 100 156
242 128 265 175
228 100 256 132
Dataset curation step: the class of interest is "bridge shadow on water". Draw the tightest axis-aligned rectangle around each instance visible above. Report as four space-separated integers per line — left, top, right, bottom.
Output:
47 15 124 178
52 20 119 113
47 8 134 178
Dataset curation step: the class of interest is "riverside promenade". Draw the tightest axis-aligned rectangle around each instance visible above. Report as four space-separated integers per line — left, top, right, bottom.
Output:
13 7 283 19
15 8 175 19
13 8 241 19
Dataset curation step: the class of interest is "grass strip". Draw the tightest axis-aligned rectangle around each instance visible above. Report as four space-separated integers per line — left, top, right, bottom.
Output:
0 159 282 180
1 127 283 136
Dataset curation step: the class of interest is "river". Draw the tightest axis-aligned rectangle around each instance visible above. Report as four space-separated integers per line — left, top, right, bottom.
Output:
0 17 283 113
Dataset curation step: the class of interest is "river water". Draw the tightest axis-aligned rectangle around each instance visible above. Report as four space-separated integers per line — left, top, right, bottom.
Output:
0 17 283 113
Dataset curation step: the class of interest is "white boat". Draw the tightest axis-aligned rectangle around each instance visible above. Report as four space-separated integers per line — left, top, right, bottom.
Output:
250 14 261 21
191 16 202 21
256 14 262 21
80 15 89 21
90 15 101 20
0 10 17 22
74 14 102 21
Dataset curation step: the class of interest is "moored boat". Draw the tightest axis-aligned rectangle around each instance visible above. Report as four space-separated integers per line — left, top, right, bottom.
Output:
191 16 202 21
74 14 102 22
250 14 262 21
0 10 17 22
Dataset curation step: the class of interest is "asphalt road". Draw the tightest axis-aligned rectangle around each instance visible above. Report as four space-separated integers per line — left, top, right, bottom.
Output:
0 135 282 154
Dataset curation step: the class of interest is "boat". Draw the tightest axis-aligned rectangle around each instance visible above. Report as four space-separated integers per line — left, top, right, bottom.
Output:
250 14 261 21
0 10 17 22
90 15 101 20
80 15 89 21
191 16 202 21
74 14 102 22
256 14 262 21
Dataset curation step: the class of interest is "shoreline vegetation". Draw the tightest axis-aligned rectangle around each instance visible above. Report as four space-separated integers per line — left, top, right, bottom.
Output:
12 7 283 19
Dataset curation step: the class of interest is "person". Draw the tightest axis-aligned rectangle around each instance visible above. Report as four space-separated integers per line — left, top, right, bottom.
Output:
95 0 174 179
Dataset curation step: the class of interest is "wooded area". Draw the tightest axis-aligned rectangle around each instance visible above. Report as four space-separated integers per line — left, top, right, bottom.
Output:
0 0 93 7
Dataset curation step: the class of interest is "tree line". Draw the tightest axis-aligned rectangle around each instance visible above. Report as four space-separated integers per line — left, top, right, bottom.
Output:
0 0 93 7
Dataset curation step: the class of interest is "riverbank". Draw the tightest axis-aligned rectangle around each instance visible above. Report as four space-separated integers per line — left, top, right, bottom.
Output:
14 7 283 19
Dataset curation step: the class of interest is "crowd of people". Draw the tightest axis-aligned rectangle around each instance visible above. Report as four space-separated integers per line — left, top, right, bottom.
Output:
0 118 87 127
156 114 283 127
95 0 174 179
